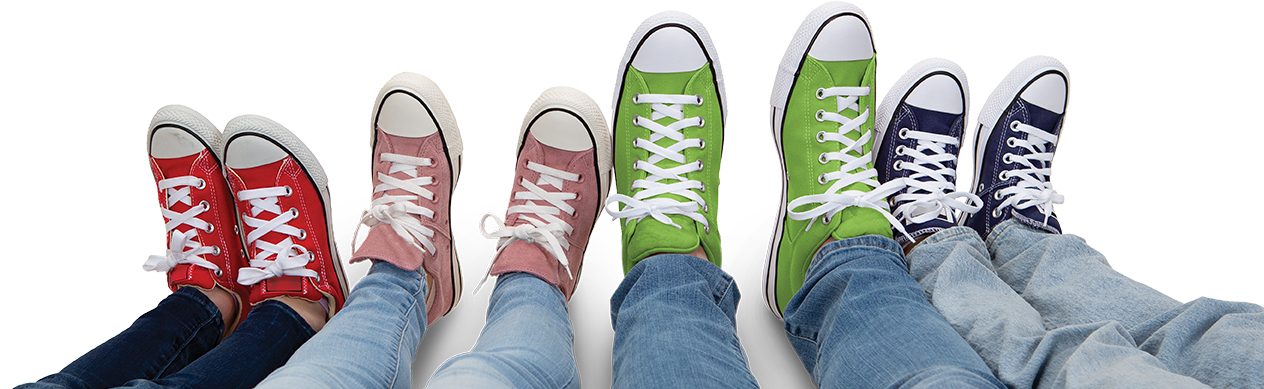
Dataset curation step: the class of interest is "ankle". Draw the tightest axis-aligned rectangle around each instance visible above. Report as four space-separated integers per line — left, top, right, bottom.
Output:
651 246 709 261
193 286 238 329
272 296 328 332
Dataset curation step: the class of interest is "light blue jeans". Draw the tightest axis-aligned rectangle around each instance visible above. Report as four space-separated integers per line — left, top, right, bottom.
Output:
258 262 578 389
612 241 1003 389
908 220 1264 388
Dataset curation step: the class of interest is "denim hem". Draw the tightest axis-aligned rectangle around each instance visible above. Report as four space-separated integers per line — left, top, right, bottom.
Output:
257 299 318 337
985 218 1032 249
918 226 981 246
173 286 226 335
812 235 904 274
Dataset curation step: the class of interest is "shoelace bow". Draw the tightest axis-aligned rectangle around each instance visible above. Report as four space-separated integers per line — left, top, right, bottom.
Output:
890 128 982 224
477 161 581 292
144 176 222 274
605 93 709 230
786 86 911 240
353 153 440 255
994 120 1063 225
236 186 318 285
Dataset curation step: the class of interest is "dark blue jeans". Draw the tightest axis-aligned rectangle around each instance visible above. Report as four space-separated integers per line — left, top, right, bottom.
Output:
22 287 314 389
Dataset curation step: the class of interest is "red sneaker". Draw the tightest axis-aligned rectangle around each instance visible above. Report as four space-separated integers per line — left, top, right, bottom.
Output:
478 87 611 300
222 115 349 317
145 105 251 331
352 73 463 324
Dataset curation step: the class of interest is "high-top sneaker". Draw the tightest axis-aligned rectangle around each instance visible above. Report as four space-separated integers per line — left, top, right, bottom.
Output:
765 2 908 318
964 56 1068 237
479 87 611 300
222 115 348 318
874 59 982 245
606 11 726 272
145 105 251 330
351 73 463 324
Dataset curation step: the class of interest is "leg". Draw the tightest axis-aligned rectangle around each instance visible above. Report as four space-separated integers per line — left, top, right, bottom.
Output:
610 255 757 389
785 236 1003 388
20 288 223 389
259 261 428 389
988 220 1264 387
119 299 315 388
908 227 1206 388
428 273 579 388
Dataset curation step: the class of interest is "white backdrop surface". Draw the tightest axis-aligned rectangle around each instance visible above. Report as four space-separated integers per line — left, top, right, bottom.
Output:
2 1 1261 387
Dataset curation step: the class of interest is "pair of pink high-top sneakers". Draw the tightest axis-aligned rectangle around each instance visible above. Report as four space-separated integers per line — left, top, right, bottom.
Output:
145 73 609 328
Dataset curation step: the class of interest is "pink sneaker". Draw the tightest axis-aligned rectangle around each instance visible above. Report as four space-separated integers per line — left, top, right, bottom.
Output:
352 73 464 324
145 105 251 330
222 115 349 318
479 87 611 300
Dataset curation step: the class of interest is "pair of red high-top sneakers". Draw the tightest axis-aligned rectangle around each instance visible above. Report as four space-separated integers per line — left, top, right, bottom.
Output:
145 106 348 332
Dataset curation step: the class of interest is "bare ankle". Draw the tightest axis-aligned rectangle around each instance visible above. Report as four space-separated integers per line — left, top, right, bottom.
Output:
272 296 328 332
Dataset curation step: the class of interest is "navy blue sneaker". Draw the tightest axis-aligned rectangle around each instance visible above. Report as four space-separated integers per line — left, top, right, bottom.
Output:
964 56 1068 237
875 58 981 245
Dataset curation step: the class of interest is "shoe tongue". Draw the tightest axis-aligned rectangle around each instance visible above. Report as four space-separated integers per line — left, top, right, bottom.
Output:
625 218 701 262
489 240 562 285
830 207 894 240
1009 100 1064 234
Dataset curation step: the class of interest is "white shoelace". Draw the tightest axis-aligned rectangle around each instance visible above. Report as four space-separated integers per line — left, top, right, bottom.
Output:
605 93 709 231
144 176 222 274
993 120 1064 224
353 153 439 255
890 128 982 224
786 87 910 239
236 186 318 285
477 162 581 291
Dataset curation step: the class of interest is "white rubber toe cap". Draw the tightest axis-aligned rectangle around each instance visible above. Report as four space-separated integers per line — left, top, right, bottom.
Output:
1020 72 1068 114
530 110 593 152
225 134 287 169
377 92 438 138
807 13 874 61
906 74 966 115
631 25 707 73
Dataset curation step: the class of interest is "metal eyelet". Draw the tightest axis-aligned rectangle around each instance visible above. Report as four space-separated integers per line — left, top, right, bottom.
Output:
1006 137 1018 148
699 183 707 192
195 179 206 189
698 118 706 128
696 161 704 170
283 186 293 197
998 171 1009 180
817 174 828 185
214 269 223 277
893 161 904 171
699 140 706 150
205 223 215 234
211 246 222 256
1002 153 1013 163
816 88 826 99
289 208 299 217
815 110 826 122
816 131 827 143
1010 120 1021 130
576 174 584 183
993 192 1003 200
298 230 308 240
695 96 703 105
895 145 906 156
992 208 1004 218
823 214 833 224
199 200 210 210
632 95 641 104
818 153 829 164
898 128 910 139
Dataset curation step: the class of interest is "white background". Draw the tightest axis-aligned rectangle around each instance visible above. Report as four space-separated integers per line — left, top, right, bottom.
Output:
2 1 1261 387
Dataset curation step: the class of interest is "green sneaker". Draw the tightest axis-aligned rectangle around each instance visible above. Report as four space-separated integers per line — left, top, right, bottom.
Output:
765 2 908 318
606 11 725 273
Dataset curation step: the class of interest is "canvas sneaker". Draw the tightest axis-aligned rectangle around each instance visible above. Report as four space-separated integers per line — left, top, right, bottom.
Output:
606 11 726 272
478 87 611 299
963 56 1068 237
223 115 349 318
145 105 251 330
874 59 982 245
765 2 909 318
351 73 464 324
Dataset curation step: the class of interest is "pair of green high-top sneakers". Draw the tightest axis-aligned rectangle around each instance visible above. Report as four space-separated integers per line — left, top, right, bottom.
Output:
605 2 902 318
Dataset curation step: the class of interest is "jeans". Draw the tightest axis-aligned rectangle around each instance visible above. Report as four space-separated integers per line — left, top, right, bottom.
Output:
428 272 579 388
611 244 1002 389
259 261 428 388
23 287 314 389
785 236 1004 388
909 220 1264 388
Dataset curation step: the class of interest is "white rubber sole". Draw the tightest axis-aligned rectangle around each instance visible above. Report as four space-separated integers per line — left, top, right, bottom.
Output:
613 11 726 118
873 58 969 160
370 72 465 312
519 86 613 204
969 56 1067 193
765 1 871 319
221 115 351 307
